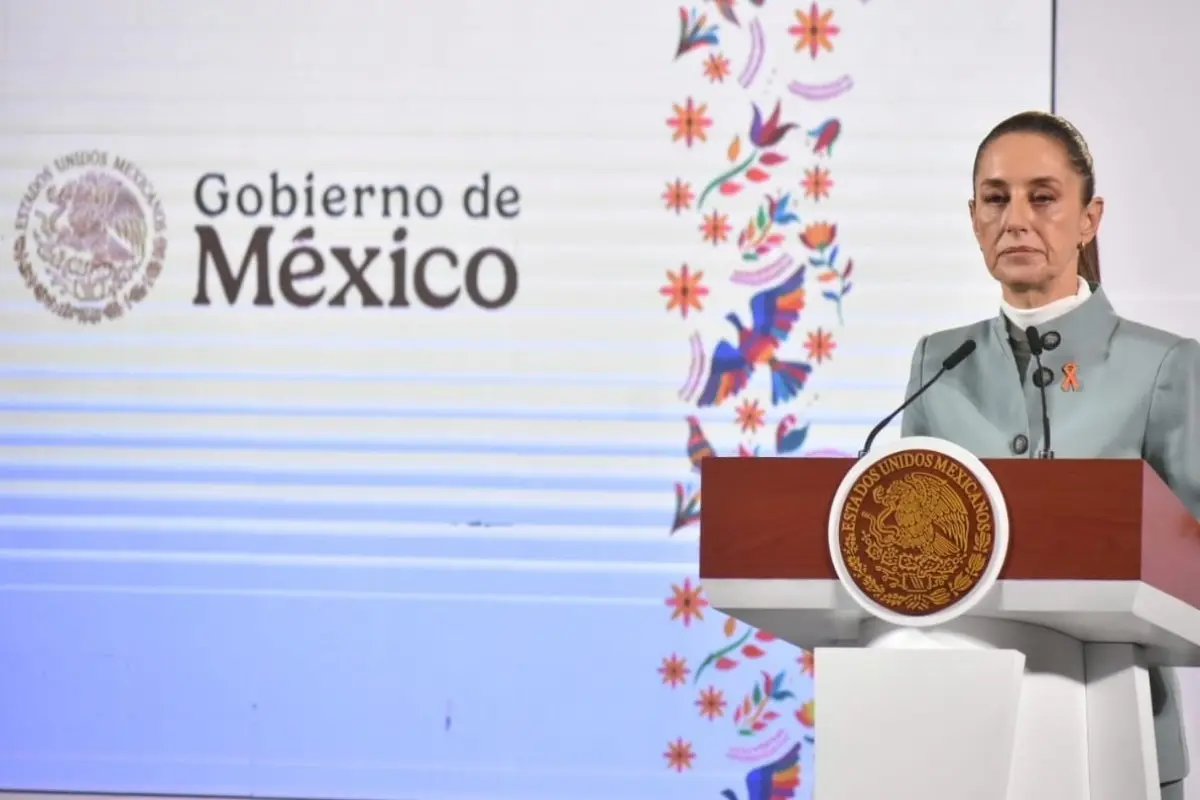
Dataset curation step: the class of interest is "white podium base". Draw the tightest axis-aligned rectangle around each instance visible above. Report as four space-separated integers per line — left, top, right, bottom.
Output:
814 618 1161 800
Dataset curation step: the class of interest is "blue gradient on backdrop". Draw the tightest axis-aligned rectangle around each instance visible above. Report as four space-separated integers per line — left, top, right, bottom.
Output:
1 587 814 799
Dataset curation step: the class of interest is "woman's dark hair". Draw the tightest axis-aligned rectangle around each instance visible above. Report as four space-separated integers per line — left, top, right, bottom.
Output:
972 111 1101 284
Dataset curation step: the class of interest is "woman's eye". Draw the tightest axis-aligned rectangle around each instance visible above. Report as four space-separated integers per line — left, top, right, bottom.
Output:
983 195 1006 204
1032 195 1055 204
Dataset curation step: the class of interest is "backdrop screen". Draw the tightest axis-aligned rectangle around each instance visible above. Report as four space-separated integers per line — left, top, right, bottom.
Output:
0 1 1052 797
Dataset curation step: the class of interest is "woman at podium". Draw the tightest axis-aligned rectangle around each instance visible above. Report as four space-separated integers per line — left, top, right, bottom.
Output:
900 110 1199 800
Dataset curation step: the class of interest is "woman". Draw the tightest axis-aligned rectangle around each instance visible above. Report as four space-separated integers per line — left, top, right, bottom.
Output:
900 111 1199 799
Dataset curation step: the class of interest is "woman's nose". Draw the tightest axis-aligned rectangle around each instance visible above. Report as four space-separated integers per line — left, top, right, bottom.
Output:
1003 196 1033 231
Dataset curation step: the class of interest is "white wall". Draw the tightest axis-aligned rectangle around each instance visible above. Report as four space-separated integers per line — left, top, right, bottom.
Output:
1055 0 1200 339
1055 0 1200 792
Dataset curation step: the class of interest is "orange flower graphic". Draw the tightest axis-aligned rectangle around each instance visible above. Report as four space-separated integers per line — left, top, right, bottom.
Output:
702 52 732 83
735 398 766 433
700 210 731 245
659 653 691 688
664 737 696 772
789 3 841 59
695 686 726 720
802 165 834 201
798 649 815 676
662 179 695 214
800 221 837 251
667 97 713 147
804 328 836 363
660 264 709 319
666 577 709 627
796 699 815 728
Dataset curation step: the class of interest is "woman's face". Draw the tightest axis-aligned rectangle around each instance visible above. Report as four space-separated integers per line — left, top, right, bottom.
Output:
969 131 1103 303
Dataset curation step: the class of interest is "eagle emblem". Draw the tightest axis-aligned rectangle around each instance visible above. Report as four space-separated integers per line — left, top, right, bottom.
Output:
837 455 998 616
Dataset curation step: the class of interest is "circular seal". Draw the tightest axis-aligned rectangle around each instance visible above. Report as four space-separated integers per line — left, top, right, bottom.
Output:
12 150 167 324
828 436 1010 627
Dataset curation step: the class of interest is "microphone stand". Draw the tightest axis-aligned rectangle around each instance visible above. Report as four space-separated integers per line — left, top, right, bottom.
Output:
1025 326 1055 460
858 367 943 458
858 339 978 457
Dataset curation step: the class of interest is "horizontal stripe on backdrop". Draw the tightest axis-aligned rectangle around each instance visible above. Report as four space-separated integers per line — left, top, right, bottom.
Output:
0 367 904 389
0 400 894 424
0 551 689 598
0 584 668 606
0 463 693 493
0 516 678 541
0 430 873 456
0 493 673 527
0 524 695 562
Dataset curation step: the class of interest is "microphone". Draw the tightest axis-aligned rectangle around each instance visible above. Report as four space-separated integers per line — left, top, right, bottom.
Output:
858 339 977 457
1025 326 1055 459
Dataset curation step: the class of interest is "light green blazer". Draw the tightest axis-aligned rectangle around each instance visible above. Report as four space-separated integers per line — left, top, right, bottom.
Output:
900 285 1200 787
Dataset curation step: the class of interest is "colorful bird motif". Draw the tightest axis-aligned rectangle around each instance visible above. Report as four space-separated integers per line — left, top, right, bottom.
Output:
685 415 716 471
775 414 810 455
808 118 841 157
720 741 802 800
696 266 813 408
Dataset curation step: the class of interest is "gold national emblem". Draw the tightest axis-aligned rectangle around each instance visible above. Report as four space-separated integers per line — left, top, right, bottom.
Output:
835 448 997 616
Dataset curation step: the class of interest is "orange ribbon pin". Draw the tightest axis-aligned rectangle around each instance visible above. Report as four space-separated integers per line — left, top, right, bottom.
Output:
1061 361 1080 392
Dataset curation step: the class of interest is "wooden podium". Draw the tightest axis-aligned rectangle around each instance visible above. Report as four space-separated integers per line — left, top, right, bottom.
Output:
700 454 1200 800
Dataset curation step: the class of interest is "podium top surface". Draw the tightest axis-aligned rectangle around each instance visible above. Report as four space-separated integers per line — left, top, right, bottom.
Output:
699 457 1200 612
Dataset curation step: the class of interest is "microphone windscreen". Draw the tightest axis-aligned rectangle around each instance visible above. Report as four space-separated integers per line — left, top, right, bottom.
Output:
1025 326 1044 357
942 338 977 370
